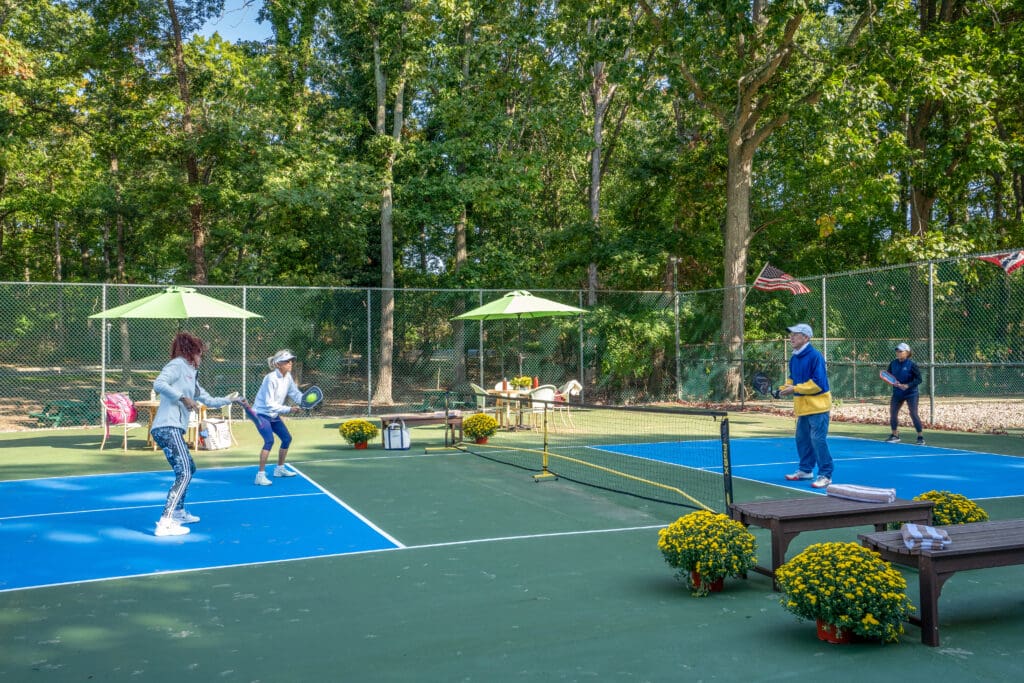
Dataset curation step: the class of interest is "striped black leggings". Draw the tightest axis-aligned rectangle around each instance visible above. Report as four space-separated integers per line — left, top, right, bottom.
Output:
151 426 196 518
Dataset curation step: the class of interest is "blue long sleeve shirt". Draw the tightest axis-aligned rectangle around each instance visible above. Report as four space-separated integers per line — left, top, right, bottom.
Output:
886 358 923 399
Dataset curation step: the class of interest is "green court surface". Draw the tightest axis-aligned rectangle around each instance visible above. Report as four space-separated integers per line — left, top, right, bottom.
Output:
2 413 1023 682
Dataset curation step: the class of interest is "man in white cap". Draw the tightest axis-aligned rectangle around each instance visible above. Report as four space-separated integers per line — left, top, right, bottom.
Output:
778 323 833 488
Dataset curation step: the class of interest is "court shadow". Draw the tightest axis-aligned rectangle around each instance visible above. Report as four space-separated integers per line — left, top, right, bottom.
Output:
0 431 108 451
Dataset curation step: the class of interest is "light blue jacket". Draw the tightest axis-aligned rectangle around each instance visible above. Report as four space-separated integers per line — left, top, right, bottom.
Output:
152 357 231 431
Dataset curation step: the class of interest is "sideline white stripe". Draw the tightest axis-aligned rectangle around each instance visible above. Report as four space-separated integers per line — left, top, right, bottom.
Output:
292 465 405 548
0 492 325 522
0 523 666 594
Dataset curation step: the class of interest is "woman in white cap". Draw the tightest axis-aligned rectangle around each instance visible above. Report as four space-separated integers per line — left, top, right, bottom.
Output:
885 343 924 444
252 349 304 485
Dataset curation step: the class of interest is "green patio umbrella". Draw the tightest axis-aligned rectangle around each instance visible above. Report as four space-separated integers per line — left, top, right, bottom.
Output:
89 286 262 395
89 286 262 320
453 290 587 376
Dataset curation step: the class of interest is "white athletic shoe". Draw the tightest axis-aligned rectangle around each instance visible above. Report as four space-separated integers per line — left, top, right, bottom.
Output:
172 509 200 524
254 471 272 486
155 517 190 537
784 470 814 481
811 476 832 489
274 466 296 478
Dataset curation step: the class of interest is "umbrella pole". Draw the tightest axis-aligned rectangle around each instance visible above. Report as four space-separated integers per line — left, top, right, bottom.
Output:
517 315 523 377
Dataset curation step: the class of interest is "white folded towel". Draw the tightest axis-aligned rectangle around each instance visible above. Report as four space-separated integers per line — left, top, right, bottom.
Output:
901 523 951 550
825 483 897 504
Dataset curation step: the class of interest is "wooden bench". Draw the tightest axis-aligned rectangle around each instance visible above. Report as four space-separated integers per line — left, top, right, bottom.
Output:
730 496 934 589
860 519 1024 646
379 413 463 447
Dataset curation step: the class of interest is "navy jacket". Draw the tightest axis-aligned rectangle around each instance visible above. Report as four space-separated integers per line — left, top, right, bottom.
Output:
886 358 922 399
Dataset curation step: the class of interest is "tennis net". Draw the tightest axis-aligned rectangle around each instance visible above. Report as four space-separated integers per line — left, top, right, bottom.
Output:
457 395 732 512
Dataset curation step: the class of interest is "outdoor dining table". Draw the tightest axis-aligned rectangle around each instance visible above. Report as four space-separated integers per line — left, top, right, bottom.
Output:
135 399 206 450
487 387 533 429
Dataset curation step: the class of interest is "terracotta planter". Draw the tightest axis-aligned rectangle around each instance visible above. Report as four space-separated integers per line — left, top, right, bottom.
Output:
690 571 724 593
354 441 368 450
474 437 488 444
816 619 854 644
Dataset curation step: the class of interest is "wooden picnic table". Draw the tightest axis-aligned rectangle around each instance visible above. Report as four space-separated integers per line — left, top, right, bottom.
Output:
730 496 934 589
860 519 1024 646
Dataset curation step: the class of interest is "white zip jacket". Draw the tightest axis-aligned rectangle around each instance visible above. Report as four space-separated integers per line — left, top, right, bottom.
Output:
252 369 302 418
152 357 231 431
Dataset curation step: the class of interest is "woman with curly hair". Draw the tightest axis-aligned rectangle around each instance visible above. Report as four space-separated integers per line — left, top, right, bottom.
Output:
150 331 235 537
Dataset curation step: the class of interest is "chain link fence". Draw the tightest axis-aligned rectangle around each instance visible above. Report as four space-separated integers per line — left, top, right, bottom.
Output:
3 252 1023 431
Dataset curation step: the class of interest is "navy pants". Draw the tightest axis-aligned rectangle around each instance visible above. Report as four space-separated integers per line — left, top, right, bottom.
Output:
890 394 923 433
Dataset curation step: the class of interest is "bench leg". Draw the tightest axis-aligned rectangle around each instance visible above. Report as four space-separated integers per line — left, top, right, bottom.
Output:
917 558 954 647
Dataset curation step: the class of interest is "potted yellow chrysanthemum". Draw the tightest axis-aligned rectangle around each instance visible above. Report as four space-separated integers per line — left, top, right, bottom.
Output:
339 419 379 449
462 413 499 444
915 490 988 525
776 541 914 643
657 510 757 596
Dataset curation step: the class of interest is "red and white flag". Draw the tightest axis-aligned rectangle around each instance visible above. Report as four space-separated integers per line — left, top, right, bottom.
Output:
752 264 811 295
977 251 1024 274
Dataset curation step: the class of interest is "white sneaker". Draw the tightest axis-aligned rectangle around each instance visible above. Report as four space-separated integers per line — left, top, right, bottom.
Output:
155 517 190 537
784 470 814 481
172 509 200 524
254 471 272 486
274 466 296 478
811 476 832 489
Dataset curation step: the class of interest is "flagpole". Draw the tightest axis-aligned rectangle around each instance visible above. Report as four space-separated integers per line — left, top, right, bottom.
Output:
743 263 770 306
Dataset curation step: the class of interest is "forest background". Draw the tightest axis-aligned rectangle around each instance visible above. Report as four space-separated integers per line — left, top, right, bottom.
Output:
2 1 1023 404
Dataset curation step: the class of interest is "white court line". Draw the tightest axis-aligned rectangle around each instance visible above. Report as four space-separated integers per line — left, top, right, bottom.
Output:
295 467 405 548
0 492 324 522
0 523 666 594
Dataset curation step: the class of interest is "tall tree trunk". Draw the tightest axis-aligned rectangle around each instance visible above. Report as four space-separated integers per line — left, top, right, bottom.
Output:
453 206 468 384
721 140 754 399
585 57 616 382
371 33 407 406
166 0 207 284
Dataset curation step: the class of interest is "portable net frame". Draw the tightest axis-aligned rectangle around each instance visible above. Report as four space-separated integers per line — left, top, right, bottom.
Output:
453 394 733 513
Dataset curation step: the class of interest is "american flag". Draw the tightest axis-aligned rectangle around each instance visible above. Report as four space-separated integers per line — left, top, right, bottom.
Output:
977 251 1024 274
753 264 811 295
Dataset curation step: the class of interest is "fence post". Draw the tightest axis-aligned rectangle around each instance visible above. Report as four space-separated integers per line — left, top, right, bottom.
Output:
578 290 585 396
367 288 373 414
100 283 107 397
821 275 828 361
928 261 936 425
673 266 682 402
242 286 248 397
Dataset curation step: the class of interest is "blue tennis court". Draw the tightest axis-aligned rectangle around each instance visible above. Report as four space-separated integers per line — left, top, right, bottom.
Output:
0 466 401 592
600 436 1024 501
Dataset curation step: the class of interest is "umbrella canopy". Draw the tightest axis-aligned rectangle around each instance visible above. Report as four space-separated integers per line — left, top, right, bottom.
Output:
453 290 587 376
89 286 261 320
90 286 262 396
452 290 587 321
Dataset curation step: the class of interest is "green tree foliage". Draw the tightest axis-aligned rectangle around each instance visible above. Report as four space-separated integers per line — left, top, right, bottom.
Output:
1 0 1023 397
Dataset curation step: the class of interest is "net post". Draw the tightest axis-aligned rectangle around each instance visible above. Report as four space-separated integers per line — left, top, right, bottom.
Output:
720 416 733 510
533 403 557 482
